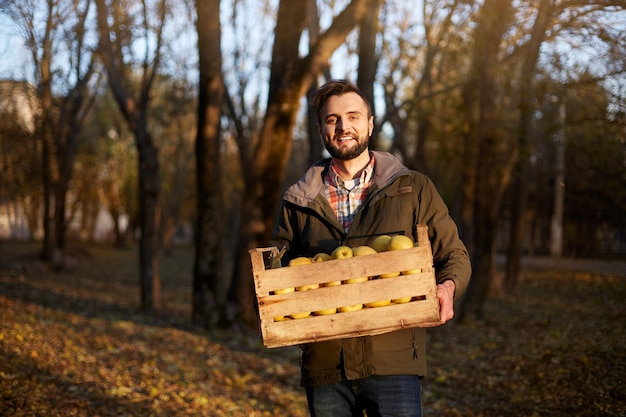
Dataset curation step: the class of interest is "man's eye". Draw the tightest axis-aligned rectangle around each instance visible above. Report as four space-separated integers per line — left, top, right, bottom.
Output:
326 118 337 124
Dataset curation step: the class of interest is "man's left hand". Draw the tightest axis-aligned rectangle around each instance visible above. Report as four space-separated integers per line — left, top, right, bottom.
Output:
425 280 456 326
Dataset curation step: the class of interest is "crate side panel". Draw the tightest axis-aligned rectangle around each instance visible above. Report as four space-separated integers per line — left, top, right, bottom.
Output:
254 247 433 295
261 299 440 348
257 273 436 321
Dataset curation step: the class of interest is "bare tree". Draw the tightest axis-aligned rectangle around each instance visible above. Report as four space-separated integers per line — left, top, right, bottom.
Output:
505 0 553 295
94 0 168 312
4 0 98 266
459 0 514 321
193 0 225 327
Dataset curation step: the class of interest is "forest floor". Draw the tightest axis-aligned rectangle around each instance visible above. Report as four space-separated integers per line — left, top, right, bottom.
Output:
1 240 625 416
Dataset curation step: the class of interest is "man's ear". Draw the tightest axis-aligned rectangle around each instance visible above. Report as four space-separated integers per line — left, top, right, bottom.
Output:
368 116 374 136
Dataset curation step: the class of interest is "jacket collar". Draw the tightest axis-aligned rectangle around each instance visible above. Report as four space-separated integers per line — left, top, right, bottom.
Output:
283 151 410 207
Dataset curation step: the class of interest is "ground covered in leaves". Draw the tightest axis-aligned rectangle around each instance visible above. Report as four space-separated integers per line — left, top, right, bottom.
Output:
1 241 624 416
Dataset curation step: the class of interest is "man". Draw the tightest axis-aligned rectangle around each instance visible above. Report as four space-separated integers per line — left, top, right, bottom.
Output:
271 80 471 417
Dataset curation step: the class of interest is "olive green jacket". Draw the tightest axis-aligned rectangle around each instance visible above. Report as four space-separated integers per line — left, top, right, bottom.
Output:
271 151 471 387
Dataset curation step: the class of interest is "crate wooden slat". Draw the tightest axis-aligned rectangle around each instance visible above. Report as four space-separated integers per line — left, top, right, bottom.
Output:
251 224 440 348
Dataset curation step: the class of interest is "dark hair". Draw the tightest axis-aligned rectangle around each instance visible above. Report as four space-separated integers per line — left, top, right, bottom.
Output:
311 80 372 124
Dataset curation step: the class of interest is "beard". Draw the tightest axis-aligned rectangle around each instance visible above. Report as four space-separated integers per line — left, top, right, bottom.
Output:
324 135 370 160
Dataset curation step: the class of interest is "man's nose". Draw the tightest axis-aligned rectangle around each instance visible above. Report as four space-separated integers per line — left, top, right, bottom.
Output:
336 116 348 132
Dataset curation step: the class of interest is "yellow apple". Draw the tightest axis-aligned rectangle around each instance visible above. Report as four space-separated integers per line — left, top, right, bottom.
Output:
352 245 377 256
371 235 392 253
338 304 363 312
296 283 320 291
388 234 414 251
313 307 337 315
289 256 313 266
272 287 295 295
289 312 311 319
324 279 342 287
331 245 353 259
312 253 332 262
271 287 295 321
392 296 413 304
389 235 422 275
365 299 391 308
343 276 369 284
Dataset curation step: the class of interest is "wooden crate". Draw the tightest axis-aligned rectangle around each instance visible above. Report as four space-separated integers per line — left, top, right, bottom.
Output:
250 224 440 348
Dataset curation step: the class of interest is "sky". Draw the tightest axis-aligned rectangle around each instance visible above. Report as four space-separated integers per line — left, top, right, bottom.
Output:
0 14 33 81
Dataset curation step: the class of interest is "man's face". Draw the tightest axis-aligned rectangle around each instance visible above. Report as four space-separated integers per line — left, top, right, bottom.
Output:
319 92 374 160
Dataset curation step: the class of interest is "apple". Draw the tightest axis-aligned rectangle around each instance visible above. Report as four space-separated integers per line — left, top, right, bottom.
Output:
392 296 413 304
271 287 295 321
388 235 423 275
289 256 313 266
289 311 311 319
365 299 391 308
352 245 377 256
379 270 400 278
313 307 337 316
338 304 363 312
297 283 320 291
331 245 353 259
371 235 392 253
324 279 342 287
388 234 414 251
343 245 376 283
312 253 332 262
343 276 369 284
272 287 295 295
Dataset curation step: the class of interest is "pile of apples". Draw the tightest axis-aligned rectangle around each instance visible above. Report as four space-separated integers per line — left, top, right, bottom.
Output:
272 234 421 321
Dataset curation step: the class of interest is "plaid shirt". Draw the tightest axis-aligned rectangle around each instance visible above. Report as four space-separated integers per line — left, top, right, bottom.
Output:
324 154 375 233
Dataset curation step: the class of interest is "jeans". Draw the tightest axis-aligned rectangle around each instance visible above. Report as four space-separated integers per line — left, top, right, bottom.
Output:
306 375 423 417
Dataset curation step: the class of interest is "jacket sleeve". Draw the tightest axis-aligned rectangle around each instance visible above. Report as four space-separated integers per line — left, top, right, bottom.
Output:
415 175 471 300
270 202 295 267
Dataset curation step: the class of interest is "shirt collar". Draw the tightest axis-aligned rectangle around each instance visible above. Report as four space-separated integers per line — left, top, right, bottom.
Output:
328 153 375 190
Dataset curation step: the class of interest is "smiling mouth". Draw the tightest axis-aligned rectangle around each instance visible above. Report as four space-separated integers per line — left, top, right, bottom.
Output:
336 135 355 143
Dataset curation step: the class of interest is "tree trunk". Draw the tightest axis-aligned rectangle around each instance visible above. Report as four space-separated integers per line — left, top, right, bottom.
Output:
95 0 164 312
193 0 225 328
505 0 553 295
459 0 513 321
228 0 383 328
39 4 56 262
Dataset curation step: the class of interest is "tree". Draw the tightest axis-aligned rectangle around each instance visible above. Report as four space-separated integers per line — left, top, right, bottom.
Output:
505 0 553 295
193 0 225 327
459 0 514 321
94 0 169 312
227 0 385 327
4 0 98 266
